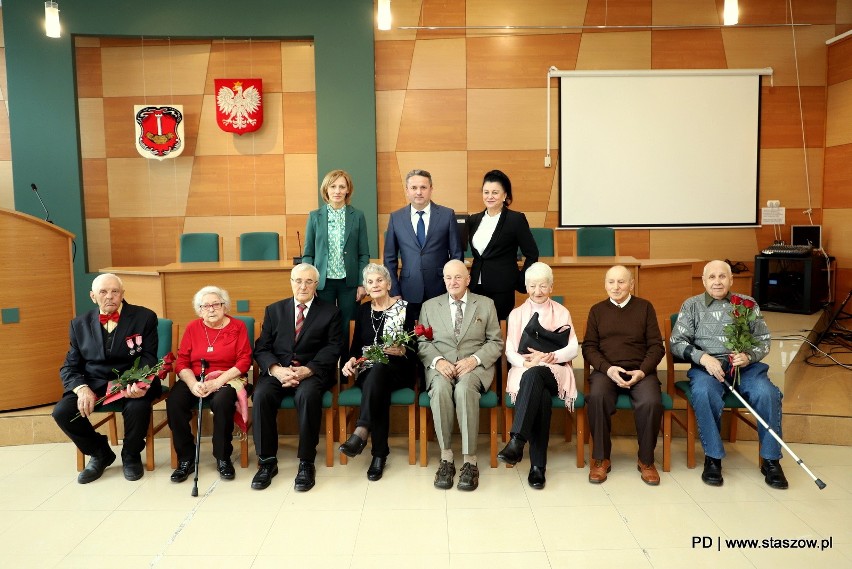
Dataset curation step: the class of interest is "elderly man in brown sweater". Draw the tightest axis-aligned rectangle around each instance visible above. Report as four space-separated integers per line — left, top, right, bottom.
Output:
582 265 666 485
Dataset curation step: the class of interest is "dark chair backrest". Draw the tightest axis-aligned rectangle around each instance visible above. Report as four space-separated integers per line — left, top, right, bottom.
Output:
529 227 555 257
156 318 173 359
179 233 220 262
239 232 280 261
576 227 615 256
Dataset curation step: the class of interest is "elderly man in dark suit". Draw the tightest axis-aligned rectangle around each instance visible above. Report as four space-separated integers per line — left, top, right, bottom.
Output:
251 263 344 492
53 273 161 484
417 260 504 491
384 169 463 320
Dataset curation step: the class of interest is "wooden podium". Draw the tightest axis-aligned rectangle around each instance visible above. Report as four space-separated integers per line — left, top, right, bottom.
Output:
0 209 75 411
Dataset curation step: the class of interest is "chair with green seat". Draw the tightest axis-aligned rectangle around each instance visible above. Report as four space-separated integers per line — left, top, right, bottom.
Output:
280 389 337 467
529 227 555 256
338 384 417 466
169 315 257 469
666 313 757 469
178 233 222 262
76 317 176 472
418 322 506 469
503 391 587 468
239 232 281 261
576 227 616 256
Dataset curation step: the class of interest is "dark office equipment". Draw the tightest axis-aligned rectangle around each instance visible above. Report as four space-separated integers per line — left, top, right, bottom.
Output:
753 253 831 314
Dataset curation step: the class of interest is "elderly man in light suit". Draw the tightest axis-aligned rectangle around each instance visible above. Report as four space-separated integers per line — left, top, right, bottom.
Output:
417 260 504 491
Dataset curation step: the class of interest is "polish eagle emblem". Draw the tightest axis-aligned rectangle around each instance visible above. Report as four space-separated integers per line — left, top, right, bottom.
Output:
215 78 263 134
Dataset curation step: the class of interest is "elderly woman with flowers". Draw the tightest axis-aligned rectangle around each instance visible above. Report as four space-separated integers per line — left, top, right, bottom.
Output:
496 262 579 490
670 260 787 490
339 263 419 481
167 285 252 483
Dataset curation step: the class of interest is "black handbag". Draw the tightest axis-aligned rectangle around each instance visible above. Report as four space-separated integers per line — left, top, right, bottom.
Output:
517 312 571 354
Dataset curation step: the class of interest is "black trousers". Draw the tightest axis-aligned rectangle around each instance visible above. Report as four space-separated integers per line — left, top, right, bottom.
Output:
166 379 237 462
355 362 415 458
587 370 663 465
470 284 514 321
510 366 558 467
52 380 162 461
252 374 325 463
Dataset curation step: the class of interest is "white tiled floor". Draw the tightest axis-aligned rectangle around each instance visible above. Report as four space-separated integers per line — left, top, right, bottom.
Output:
1 436 850 568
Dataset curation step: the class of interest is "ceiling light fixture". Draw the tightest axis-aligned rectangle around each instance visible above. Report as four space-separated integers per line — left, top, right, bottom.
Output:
377 0 392 31
45 1 61 38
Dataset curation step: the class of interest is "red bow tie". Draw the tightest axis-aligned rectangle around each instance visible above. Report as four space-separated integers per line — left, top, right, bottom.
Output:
99 312 120 325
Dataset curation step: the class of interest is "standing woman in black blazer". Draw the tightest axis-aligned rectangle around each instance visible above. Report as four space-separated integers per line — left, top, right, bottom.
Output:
466 170 539 321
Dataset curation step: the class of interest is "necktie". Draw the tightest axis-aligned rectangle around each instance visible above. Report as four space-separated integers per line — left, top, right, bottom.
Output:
453 299 464 338
99 312 119 325
416 210 426 247
295 303 306 340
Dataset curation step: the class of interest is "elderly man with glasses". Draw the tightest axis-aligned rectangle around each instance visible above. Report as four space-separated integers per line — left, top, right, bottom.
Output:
250 263 344 491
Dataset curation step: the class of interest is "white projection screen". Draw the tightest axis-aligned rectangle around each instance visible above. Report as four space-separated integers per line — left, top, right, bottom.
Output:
558 70 764 228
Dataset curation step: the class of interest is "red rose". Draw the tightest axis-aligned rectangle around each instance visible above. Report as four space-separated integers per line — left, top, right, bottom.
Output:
730 295 742 305
414 324 433 341
731 308 740 318
742 298 755 309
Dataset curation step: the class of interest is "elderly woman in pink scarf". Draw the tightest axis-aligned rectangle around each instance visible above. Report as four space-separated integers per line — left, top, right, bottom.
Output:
497 262 578 489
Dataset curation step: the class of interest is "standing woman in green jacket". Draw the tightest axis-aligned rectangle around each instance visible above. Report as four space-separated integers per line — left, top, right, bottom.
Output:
302 169 371 339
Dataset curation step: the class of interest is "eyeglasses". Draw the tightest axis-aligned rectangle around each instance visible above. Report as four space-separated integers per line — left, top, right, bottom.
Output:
291 279 317 287
199 302 224 311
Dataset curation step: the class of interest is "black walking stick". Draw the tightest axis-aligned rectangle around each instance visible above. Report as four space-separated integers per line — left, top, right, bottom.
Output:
723 378 826 489
191 359 208 497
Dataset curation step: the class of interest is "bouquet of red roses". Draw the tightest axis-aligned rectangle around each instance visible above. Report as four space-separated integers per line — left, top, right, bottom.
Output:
356 324 433 367
723 295 758 386
72 352 175 421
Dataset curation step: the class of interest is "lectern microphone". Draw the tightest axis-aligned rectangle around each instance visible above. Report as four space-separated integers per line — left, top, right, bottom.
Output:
293 230 303 265
31 183 53 223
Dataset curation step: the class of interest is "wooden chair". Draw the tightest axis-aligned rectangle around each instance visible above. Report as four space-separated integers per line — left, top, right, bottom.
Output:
178 233 222 262
169 315 257 469
76 318 176 472
418 322 506 469
238 232 282 261
666 314 757 468
583 363 674 472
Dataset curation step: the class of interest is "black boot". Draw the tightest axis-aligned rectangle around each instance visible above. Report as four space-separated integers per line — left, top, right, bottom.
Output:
701 456 723 486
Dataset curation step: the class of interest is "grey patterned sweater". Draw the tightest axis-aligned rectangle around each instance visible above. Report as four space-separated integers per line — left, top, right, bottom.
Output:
669 292 770 365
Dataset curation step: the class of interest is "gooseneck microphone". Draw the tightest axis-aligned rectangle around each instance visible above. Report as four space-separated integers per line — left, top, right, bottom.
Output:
293 230 303 265
30 183 53 223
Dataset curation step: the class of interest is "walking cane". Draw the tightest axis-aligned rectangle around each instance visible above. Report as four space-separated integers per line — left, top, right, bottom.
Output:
191 359 208 497
723 378 826 489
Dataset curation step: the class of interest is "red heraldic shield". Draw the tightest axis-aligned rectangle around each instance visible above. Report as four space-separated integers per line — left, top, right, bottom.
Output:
134 105 185 160
215 78 263 134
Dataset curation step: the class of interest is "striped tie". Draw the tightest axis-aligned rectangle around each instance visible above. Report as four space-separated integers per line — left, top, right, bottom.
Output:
295 303 306 340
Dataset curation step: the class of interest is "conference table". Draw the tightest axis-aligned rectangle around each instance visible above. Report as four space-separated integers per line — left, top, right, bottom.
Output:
104 256 700 341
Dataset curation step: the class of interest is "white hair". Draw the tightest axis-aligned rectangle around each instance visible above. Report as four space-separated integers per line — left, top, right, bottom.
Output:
524 262 554 286
362 263 391 287
193 285 231 316
91 273 124 293
291 262 320 281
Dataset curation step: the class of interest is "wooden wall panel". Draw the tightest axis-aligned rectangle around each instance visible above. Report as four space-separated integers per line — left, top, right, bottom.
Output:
85 218 112 270
826 80 852 147
284 154 318 215
652 0 717 26
0 163 11 210
376 152 407 214
585 0 652 26
186 155 285 217
102 43 211 97
407 39 466 90
284 214 307 260
617 229 651 258
822 208 852 264
280 41 315 93
738 0 836 25
107 157 193 218
649 228 759 261
395 151 468 213
204 41 282 94
466 150 554 212
840 0 852 24
467 35 581 89
823 143 852 207
282 92 317 154
651 29 727 69
375 0 422 42
75 47 103 98
397 90 467 151
467 88 551 150
0 91 10 162
576 31 652 69
81 159 110 219
376 90 406 152
760 86 826 148
78 98 106 159
753 209 823 252
417 0 466 40
110 217 184 266
828 37 852 86
374 41 416 91
466 0 587 32
759 148 824 208
195 93 284 156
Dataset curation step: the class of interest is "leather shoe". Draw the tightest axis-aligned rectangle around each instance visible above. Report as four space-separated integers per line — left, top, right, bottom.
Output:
339 434 368 458
170 460 195 483
217 458 235 480
251 461 278 490
638 461 661 486
497 435 525 465
434 460 455 490
701 456 723 486
367 456 386 481
123 455 144 482
588 458 611 484
294 460 316 492
528 466 546 490
457 462 479 491
760 459 789 490
77 449 116 484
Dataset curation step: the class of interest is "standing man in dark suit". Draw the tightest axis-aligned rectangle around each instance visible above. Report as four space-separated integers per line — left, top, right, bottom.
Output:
251 263 344 492
384 169 463 321
53 273 162 484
